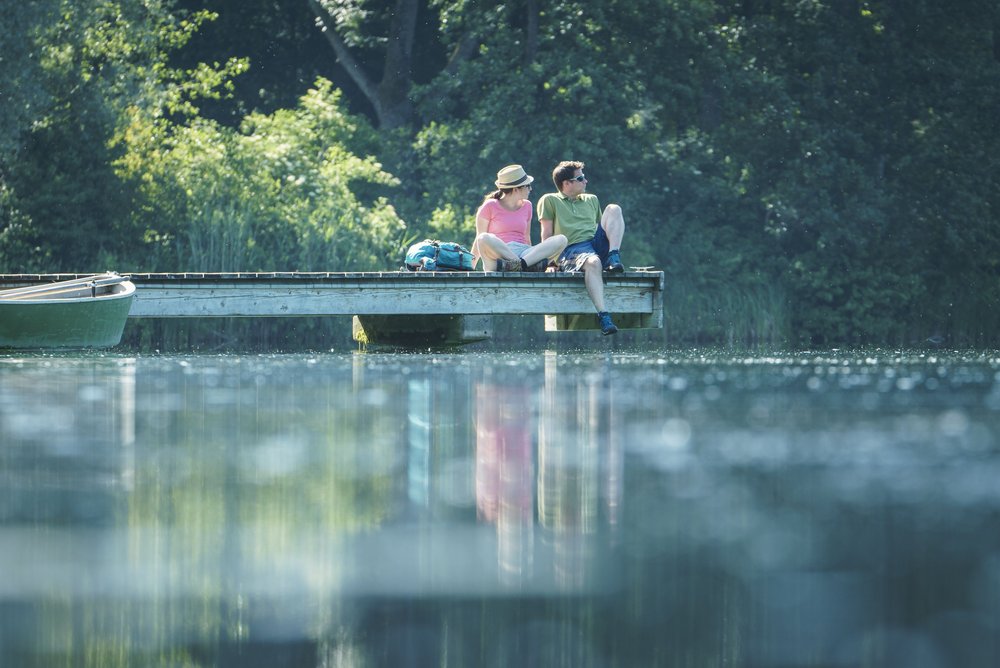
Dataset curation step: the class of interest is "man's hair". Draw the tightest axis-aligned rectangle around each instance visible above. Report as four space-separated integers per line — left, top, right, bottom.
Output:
553 161 585 191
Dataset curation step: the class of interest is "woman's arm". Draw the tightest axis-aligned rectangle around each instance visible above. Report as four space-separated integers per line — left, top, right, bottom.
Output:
471 211 491 267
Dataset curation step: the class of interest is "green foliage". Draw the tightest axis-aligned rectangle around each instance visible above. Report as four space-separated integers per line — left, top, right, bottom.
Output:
119 79 407 271
0 0 246 272
0 2 57 158
407 0 1000 344
425 203 473 248
0 182 41 271
708 0 999 343
1 1 404 279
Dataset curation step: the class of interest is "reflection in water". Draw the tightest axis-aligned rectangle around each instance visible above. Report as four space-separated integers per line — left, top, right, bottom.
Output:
2 351 1000 666
537 351 622 591
0 357 136 524
475 370 536 584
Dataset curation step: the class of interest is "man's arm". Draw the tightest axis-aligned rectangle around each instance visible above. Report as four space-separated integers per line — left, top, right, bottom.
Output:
538 193 555 241
540 217 554 241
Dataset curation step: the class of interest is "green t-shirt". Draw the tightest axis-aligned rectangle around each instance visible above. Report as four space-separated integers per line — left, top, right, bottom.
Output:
537 193 601 245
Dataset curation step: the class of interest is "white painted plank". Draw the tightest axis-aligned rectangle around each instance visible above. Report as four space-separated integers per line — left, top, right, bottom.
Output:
2 272 664 322
128 283 655 316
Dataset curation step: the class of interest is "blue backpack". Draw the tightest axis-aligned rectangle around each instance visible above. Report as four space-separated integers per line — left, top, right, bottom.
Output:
404 239 474 271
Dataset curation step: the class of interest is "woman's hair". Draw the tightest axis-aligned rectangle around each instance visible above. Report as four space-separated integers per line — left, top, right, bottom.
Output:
552 160 585 190
483 187 515 202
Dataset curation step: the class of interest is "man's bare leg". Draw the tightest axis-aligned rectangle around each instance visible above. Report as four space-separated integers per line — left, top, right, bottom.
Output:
583 255 606 312
601 204 625 250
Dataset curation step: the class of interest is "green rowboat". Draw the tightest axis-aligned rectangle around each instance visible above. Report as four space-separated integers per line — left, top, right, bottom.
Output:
0 273 136 349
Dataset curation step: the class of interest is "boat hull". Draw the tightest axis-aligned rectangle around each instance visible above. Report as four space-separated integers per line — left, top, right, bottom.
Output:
0 282 135 349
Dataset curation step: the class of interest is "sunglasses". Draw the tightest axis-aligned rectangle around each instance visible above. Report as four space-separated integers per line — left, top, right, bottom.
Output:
569 174 587 182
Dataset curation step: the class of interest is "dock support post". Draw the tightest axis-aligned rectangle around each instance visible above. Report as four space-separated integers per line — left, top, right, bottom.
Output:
352 315 493 346
544 308 662 332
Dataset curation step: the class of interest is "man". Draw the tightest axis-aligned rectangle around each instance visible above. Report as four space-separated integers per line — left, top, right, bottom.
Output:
537 161 625 335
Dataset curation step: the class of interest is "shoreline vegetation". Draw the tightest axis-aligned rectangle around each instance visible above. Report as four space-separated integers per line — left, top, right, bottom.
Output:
3 1 998 347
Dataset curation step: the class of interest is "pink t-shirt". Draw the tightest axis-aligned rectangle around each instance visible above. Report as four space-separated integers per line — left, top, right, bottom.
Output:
475 199 531 245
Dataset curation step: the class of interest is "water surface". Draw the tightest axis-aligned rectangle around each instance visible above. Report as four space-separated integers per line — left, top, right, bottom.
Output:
2 349 1000 667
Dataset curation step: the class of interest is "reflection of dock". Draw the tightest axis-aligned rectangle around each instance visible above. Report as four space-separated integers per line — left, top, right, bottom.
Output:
0 272 664 344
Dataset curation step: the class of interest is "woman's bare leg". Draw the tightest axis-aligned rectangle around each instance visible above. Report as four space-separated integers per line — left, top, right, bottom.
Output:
520 234 568 267
476 233 519 271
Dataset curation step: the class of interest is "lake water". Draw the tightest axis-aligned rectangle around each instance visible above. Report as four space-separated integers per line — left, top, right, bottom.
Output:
2 348 1000 667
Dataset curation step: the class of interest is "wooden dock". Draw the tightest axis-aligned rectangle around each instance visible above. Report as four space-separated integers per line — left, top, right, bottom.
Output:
0 271 664 344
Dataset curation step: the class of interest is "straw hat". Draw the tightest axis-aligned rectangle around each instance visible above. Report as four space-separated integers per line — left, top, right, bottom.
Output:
495 164 534 189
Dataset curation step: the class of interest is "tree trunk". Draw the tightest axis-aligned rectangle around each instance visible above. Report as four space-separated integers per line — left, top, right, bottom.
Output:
377 0 418 128
308 0 418 129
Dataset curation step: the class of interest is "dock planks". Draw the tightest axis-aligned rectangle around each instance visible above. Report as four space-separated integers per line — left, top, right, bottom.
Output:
1 271 664 343
0 271 663 323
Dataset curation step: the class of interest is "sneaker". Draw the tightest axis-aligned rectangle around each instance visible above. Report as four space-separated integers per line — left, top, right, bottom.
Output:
499 258 522 272
597 311 618 335
522 258 549 272
604 250 624 273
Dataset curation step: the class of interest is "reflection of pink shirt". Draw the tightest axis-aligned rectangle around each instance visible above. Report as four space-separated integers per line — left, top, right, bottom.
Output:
476 199 532 245
475 383 533 524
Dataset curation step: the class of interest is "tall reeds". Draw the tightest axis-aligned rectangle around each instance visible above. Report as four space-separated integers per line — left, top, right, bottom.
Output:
664 279 791 346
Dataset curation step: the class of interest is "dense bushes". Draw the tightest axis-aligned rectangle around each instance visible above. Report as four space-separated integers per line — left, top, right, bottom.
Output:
118 81 407 272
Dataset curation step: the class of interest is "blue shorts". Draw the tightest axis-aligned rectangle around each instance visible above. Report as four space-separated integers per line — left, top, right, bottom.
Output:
557 226 611 272
506 241 531 258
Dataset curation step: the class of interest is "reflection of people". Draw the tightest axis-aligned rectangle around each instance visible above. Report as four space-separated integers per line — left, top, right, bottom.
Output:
472 165 567 272
537 161 626 335
475 378 535 582
537 352 624 589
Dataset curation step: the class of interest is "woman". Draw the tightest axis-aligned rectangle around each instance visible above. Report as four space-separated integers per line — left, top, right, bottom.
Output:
472 165 567 272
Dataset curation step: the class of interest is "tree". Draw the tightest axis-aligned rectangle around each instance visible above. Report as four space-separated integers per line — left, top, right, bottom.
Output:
0 2 60 270
308 0 420 129
0 0 247 272
6 0 999 343
306 0 547 129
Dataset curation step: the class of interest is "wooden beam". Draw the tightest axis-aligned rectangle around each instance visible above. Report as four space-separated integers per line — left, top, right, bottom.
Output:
0 272 665 328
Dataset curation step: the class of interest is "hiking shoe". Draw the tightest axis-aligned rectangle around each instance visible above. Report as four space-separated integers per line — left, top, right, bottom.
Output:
604 250 624 273
499 258 522 272
522 258 549 272
597 311 618 335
